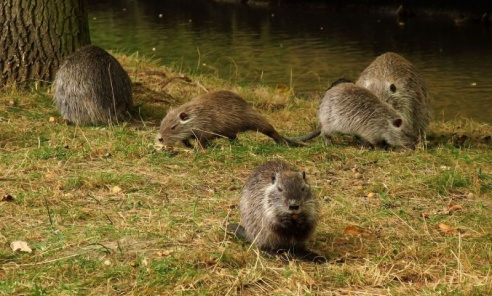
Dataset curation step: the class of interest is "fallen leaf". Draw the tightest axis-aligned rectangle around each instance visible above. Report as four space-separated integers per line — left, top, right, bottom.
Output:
344 225 372 237
109 186 122 194
448 204 462 213
49 117 56 123
10 241 33 253
439 223 455 235
1 194 14 202
420 212 430 219
156 250 174 257
141 258 149 267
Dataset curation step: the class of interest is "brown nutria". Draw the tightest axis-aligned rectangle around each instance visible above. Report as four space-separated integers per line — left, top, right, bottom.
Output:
293 81 417 149
157 90 302 148
53 45 133 125
356 52 431 137
229 160 322 261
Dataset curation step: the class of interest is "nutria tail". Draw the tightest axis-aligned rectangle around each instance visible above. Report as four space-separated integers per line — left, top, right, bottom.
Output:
279 136 307 147
265 128 306 147
289 126 322 142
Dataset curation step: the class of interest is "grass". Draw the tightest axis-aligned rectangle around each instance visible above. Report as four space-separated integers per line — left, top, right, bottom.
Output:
1 52 492 295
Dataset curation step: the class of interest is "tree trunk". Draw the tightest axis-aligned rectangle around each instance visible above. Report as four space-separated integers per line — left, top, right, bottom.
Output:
0 0 91 86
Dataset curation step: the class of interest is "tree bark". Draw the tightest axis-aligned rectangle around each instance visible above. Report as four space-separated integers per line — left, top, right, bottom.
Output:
0 0 91 86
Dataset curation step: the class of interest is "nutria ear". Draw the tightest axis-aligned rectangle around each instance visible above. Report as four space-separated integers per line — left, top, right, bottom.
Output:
393 118 403 128
271 173 277 184
179 112 189 122
390 84 397 93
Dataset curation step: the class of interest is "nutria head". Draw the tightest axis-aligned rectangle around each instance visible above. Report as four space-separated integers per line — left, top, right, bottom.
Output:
264 170 314 216
157 107 197 146
380 117 418 149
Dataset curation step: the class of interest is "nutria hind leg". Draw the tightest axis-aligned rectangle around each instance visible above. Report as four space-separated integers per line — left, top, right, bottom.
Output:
352 136 375 149
182 139 194 148
373 140 389 150
196 138 212 149
227 134 239 144
323 134 333 146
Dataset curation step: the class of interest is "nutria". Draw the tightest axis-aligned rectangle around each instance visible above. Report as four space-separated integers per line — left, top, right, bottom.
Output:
293 82 417 149
53 45 133 125
157 90 302 148
356 52 431 137
290 78 354 143
229 159 322 262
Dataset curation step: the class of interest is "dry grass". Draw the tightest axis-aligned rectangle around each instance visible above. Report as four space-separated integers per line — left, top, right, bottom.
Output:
1 53 492 295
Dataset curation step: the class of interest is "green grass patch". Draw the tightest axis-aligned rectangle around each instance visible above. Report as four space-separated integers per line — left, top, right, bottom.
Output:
1 54 492 295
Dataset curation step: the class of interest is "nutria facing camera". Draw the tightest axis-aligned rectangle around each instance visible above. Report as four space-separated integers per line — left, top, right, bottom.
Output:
157 90 302 148
53 45 133 125
229 159 323 262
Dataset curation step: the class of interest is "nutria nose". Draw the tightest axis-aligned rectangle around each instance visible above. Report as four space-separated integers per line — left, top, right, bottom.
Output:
158 137 163 142
289 205 300 211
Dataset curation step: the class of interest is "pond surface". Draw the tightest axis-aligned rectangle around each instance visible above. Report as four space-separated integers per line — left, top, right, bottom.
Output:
87 0 492 123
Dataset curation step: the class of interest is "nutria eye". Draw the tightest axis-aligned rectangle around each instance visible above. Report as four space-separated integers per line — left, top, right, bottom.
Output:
390 84 397 93
278 187 283 192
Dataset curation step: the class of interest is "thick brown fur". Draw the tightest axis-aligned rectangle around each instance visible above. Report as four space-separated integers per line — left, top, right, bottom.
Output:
356 52 431 137
157 90 301 148
238 160 319 251
53 45 133 125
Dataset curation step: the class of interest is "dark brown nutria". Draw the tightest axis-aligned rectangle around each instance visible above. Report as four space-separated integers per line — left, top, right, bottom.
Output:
356 52 431 137
53 45 133 125
233 160 320 256
157 90 302 148
293 82 417 149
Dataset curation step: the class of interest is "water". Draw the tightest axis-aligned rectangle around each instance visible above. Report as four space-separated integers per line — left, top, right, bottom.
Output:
87 0 492 123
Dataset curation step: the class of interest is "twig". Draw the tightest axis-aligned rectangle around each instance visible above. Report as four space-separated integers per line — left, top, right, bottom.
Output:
43 195 54 229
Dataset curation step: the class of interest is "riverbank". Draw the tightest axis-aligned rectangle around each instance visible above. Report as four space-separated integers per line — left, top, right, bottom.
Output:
1 53 491 294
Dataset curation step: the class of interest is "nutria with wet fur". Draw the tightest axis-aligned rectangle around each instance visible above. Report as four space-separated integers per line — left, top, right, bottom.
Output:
233 160 320 255
293 81 417 148
53 45 133 125
157 90 302 148
356 52 431 137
